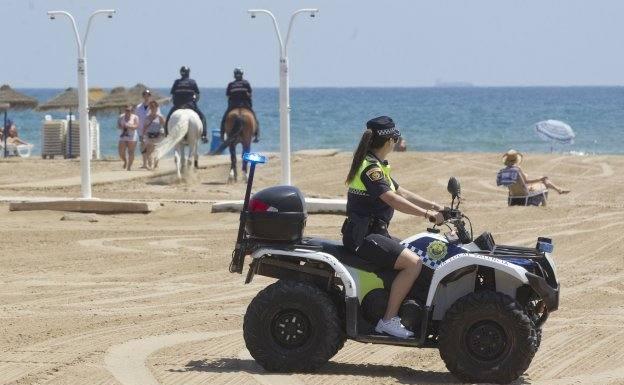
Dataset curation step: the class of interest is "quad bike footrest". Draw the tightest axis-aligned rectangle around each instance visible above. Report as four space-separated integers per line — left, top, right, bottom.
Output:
355 333 420 347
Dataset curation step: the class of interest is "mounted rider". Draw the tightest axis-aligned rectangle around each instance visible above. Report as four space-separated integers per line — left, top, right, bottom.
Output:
165 66 208 142
220 67 260 142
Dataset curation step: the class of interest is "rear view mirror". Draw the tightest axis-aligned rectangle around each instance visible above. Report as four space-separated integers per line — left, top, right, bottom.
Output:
447 177 461 199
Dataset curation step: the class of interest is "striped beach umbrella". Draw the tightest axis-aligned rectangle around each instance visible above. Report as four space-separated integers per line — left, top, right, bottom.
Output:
535 120 575 147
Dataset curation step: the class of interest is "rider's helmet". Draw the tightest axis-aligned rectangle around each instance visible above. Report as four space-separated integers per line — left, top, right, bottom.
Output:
180 66 191 78
234 67 243 80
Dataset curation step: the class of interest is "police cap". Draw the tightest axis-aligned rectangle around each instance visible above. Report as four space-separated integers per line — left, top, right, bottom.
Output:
366 116 401 139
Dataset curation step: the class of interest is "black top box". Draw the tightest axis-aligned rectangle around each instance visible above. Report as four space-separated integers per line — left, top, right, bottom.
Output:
245 185 307 242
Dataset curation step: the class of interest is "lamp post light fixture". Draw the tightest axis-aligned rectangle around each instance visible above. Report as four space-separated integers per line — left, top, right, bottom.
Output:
47 9 115 199
248 8 318 185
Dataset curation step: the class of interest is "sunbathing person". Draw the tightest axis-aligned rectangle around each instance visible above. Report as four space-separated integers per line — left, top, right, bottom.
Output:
7 125 31 146
501 150 570 195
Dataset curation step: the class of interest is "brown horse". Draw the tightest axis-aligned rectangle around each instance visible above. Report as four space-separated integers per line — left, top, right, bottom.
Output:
223 107 257 182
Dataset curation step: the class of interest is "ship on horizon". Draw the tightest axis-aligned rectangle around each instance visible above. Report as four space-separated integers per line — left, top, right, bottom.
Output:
434 79 475 88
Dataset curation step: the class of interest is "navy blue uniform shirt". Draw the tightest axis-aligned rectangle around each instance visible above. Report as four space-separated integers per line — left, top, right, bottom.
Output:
226 79 252 107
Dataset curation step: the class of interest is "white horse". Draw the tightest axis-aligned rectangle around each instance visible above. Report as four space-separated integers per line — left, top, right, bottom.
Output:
151 109 203 180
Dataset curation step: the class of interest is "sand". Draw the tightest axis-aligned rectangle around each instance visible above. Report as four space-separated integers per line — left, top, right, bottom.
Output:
0 151 623 385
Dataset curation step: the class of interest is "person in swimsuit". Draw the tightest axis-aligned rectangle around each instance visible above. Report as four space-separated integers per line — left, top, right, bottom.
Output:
142 100 165 170
502 149 570 196
118 105 139 170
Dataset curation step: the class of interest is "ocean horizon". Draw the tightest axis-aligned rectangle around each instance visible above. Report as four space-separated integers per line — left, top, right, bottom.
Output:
5 86 624 157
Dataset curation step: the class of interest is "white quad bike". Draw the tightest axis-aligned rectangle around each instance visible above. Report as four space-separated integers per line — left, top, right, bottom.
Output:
229 153 560 384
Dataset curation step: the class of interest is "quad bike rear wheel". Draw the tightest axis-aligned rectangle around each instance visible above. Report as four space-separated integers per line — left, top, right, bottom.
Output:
243 280 345 372
439 291 538 384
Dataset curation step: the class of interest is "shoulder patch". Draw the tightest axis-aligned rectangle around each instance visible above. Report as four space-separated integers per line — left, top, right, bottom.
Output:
365 167 384 182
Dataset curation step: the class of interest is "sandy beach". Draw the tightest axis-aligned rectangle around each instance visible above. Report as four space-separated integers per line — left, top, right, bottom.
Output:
0 151 623 385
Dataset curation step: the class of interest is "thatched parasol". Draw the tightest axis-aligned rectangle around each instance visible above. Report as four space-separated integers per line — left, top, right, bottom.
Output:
128 83 170 105
91 84 170 114
0 85 38 157
90 86 132 114
36 87 107 112
0 84 38 110
89 88 106 102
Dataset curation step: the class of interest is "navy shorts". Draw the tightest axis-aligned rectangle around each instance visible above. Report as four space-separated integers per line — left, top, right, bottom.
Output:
356 234 406 270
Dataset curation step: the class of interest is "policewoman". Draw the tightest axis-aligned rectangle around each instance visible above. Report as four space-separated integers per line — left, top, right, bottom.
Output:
343 116 444 339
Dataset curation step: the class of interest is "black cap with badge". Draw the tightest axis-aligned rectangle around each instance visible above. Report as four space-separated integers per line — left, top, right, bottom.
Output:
366 116 401 139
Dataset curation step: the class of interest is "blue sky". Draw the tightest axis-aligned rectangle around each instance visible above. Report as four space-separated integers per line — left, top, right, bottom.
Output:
4 0 624 88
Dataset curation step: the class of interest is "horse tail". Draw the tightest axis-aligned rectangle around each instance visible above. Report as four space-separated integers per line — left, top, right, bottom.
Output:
232 115 243 136
152 110 189 160
243 108 257 137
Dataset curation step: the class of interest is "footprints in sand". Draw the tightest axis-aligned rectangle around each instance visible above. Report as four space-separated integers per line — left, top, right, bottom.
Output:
105 330 422 385
105 330 239 385
78 235 209 254
105 329 309 385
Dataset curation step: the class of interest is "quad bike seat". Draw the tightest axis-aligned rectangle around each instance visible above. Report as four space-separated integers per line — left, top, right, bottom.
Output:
303 238 380 273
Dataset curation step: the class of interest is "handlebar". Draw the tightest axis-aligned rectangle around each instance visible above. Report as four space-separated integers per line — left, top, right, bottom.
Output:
442 207 462 221
428 207 460 223
430 207 473 244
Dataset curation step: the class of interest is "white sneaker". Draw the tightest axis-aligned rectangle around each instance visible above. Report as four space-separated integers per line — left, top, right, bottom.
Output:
375 317 414 339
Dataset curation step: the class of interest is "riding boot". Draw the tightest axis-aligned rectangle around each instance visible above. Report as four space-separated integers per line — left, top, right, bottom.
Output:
201 118 207 138
252 110 260 143
194 107 208 141
219 110 228 133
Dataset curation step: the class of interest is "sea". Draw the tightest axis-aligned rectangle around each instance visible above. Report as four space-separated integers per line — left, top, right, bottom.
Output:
6 87 624 157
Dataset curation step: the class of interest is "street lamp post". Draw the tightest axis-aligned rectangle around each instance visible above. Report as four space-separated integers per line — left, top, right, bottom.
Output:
47 9 115 199
248 8 318 185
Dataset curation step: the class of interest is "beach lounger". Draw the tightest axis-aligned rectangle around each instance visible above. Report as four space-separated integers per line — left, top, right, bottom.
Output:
65 119 80 158
64 117 101 159
41 119 67 159
496 166 548 206
90 116 100 160
1 142 34 157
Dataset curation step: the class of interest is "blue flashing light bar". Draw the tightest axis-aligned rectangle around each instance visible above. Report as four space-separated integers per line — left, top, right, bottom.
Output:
243 152 268 164
537 241 554 254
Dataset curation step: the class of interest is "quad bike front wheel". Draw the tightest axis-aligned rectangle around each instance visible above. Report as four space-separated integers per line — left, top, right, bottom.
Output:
243 280 345 372
438 291 539 384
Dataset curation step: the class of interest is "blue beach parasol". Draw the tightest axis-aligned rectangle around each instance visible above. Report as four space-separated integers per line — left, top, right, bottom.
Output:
534 120 575 151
